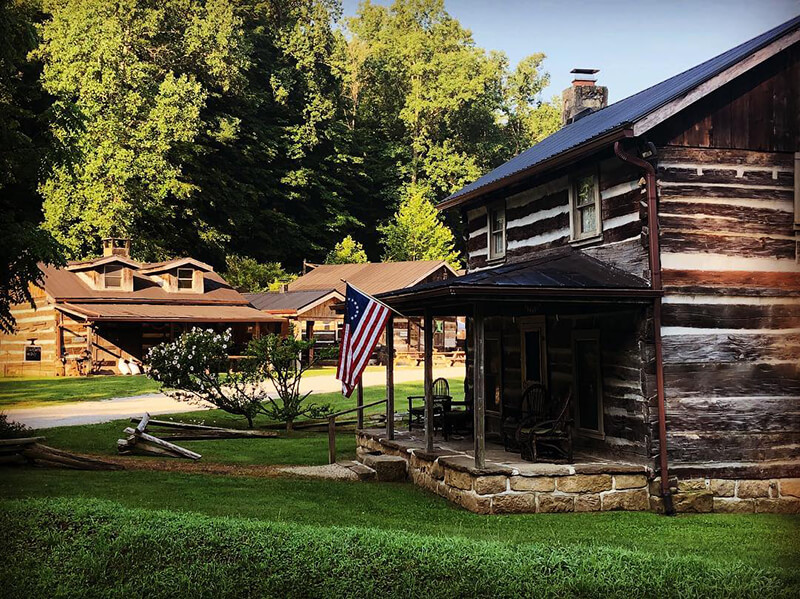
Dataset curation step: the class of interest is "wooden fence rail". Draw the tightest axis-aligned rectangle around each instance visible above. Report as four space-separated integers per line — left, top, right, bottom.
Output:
328 399 387 464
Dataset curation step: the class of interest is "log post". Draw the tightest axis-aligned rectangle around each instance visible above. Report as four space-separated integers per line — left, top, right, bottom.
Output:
328 415 336 464
305 320 314 363
385 316 395 440
356 379 364 430
473 303 486 469
424 309 434 452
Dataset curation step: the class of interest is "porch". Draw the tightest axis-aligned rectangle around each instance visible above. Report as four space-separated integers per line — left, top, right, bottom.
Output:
357 428 653 514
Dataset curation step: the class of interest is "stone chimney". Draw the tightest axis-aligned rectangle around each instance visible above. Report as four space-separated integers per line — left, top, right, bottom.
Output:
562 68 608 126
102 237 131 258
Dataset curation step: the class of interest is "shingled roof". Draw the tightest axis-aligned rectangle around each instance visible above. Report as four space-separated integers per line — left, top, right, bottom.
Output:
441 15 800 208
287 261 457 295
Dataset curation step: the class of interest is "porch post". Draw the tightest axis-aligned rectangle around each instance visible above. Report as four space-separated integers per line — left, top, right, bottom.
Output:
357 379 364 429
424 309 434 452
385 315 395 439
473 303 486 469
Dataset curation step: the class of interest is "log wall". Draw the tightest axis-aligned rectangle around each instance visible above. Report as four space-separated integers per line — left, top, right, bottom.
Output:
0 287 58 377
657 146 800 464
465 158 649 280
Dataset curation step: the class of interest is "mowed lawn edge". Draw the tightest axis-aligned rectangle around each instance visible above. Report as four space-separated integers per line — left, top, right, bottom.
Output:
1 497 794 599
0 375 160 408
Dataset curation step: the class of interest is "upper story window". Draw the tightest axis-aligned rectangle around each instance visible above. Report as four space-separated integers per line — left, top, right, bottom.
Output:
488 203 506 261
570 173 601 241
104 264 123 288
177 268 194 290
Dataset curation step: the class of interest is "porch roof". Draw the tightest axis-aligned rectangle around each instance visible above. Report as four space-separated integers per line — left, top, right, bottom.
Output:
377 248 657 314
55 302 285 323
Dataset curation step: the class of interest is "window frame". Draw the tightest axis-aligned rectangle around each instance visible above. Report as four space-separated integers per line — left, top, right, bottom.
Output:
572 329 604 439
569 171 602 243
487 201 507 261
103 264 123 289
177 268 194 291
520 316 547 390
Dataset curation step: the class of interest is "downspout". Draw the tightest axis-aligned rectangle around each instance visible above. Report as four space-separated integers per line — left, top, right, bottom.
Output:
614 140 675 515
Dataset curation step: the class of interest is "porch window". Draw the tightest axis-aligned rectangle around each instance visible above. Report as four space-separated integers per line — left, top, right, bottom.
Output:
570 173 601 241
573 330 604 437
488 203 506 260
177 268 194 290
104 264 123 288
520 317 547 388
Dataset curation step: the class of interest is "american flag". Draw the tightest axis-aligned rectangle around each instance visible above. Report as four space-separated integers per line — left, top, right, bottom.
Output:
336 283 391 397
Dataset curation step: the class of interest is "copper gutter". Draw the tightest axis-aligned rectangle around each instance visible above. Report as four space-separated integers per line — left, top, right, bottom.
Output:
613 140 675 515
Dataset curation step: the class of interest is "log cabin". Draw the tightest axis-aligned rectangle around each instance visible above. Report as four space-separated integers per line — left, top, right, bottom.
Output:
248 261 464 362
0 238 285 376
358 17 800 514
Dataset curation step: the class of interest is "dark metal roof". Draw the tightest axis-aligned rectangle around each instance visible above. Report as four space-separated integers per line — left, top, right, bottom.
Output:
378 248 652 308
443 15 800 206
244 290 340 312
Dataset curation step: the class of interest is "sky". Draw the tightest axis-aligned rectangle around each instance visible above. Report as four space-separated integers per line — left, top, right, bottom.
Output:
339 0 800 102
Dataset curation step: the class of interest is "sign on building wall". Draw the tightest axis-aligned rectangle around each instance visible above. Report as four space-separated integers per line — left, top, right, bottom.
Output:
25 345 42 362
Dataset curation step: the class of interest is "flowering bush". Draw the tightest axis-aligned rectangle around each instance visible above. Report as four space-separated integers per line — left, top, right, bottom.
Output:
147 328 265 428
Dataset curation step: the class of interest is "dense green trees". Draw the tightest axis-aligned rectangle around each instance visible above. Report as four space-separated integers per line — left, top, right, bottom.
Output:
0 0 63 333
3 0 560 299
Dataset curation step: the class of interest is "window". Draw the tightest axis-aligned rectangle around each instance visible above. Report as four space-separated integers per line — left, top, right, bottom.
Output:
520 317 547 388
570 173 600 241
104 264 122 288
573 331 603 437
488 203 506 260
177 268 194 290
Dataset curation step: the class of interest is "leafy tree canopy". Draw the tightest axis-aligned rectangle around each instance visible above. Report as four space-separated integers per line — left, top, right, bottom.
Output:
222 255 296 293
325 235 368 264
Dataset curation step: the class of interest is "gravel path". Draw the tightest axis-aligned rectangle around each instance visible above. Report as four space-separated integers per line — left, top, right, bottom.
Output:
6 365 465 429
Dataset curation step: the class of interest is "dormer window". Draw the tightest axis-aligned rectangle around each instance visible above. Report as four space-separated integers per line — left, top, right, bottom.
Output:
104 264 123 288
570 173 601 241
177 268 194 290
488 202 506 261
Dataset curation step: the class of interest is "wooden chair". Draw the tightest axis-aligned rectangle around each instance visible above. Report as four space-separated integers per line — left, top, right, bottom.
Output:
408 377 451 432
517 390 573 463
501 383 547 452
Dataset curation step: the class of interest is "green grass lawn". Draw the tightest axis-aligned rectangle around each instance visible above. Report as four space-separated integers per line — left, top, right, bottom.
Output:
0 375 160 408
1 471 798 597
2 377 797 596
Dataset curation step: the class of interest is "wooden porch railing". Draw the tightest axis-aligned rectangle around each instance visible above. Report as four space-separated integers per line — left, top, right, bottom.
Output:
327 399 387 464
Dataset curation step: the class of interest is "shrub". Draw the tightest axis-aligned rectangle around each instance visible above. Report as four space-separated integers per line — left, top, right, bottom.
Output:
249 331 334 431
0 413 31 439
147 328 264 428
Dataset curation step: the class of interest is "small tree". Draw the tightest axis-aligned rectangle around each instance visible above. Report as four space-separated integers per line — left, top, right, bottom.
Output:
379 185 461 268
147 328 264 428
325 235 368 264
249 332 333 431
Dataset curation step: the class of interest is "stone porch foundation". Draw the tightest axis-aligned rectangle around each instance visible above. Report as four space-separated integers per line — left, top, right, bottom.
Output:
357 430 800 515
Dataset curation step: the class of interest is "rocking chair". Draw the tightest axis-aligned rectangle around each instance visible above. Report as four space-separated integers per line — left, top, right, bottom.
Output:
517 390 573 463
501 383 547 452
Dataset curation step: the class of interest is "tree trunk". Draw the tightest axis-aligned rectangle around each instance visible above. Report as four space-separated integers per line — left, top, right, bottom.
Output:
246 414 254 429
286 419 294 433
